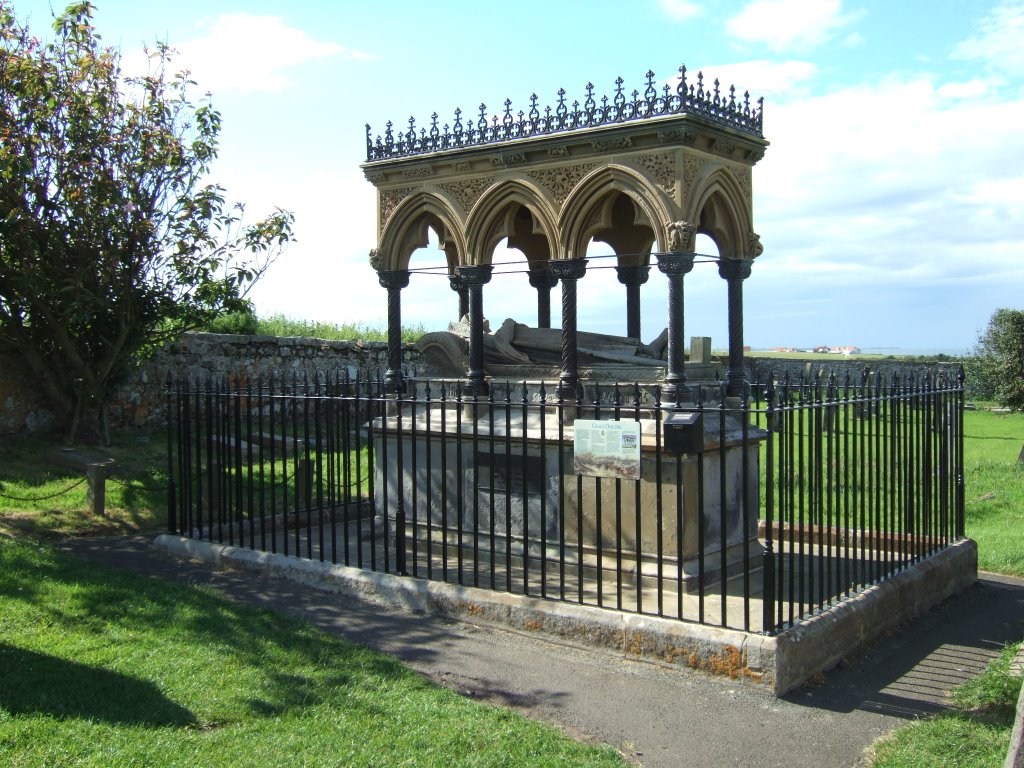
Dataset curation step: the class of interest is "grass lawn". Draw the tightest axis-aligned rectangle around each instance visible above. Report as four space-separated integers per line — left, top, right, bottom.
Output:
867 642 1022 768
963 408 1024 576
866 407 1023 768
0 428 170 538
0 536 626 768
2 402 1021 768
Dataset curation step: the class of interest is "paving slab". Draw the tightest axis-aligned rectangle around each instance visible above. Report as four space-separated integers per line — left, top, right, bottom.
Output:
58 536 1024 768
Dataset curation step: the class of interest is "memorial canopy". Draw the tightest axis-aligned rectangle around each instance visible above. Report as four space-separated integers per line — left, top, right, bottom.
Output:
361 66 768 399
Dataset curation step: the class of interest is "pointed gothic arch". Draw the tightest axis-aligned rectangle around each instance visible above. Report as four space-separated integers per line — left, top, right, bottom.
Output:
558 164 672 263
464 179 557 265
686 166 753 260
377 190 466 272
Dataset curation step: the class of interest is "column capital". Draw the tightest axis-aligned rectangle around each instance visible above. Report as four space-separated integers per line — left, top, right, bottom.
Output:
528 268 559 290
656 252 695 276
549 258 588 281
448 273 462 292
377 269 409 290
615 265 651 286
717 257 753 281
455 263 493 285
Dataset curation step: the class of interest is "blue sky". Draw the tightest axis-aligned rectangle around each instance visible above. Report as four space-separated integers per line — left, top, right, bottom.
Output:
17 0 1024 352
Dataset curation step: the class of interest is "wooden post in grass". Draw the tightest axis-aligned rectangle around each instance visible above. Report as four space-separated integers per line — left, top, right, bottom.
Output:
50 449 117 517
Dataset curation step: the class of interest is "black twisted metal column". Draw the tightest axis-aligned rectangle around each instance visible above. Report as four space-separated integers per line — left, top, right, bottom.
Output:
550 258 588 399
616 265 651 340
528 268 559 329
449 273 469 319
379 269 410 393
656 253 695 403
718 258 753 399
456 264 493 398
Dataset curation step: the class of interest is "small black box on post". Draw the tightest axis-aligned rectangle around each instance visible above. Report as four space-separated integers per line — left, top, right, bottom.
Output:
664 411 703 455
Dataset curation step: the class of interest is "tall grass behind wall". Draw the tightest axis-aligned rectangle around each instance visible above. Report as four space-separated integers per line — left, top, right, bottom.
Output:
204 310 429 344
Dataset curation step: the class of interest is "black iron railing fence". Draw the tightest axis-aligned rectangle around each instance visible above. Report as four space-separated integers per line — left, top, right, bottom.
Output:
165 368 964 636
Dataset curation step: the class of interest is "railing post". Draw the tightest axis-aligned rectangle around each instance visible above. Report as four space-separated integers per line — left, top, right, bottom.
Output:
165 371 177 534
763 375 776 634
956 364 966 538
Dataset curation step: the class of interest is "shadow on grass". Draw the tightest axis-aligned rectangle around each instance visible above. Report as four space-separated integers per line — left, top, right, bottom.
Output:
0 643 196 727
1 539 422 721
0 429 170 535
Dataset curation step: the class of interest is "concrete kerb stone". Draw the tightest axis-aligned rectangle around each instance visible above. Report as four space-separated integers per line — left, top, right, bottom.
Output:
771 539 979 694
152 534 978 696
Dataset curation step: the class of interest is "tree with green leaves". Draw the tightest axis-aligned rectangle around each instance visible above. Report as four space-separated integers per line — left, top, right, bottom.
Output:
970 308 1024 411
0 2 293 443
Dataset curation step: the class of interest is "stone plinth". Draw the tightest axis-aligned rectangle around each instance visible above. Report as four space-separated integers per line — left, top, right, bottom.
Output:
371 396 765 591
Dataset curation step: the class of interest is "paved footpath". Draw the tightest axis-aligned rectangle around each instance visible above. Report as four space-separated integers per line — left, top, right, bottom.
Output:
59 536 1024 768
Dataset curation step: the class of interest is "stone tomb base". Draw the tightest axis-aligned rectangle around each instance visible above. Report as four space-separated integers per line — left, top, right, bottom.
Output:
371 398 766 593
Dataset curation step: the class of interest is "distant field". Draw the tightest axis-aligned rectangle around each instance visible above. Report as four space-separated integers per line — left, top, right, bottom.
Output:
741 350 961 362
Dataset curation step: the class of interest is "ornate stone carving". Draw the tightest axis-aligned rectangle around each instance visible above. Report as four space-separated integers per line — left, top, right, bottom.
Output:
666 220 696 252
632 151 677 197
490 152 527 167
730 163 754 205
436 177 494 214
592 137 633 152
747 232 763 259
547 146 569 157
714 142 737 157
368 248 381 271
526 163 596 206
682 154 711 201
401 166 434 178
657 129 696 145
379 186 416 232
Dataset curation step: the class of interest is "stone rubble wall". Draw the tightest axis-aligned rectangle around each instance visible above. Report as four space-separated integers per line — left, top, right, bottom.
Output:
744 356 962 389
0 332 421 436
1 338 961 436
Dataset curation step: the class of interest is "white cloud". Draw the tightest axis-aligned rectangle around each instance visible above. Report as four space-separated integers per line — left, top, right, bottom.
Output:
679 60 818 100
169 14 366 95
754 75 1024 301
726 0 863 54
937 79 990 100
951 1 1024 78
660 0 703 21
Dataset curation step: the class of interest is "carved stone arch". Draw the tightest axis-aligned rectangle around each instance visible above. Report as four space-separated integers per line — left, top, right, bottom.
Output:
685 165 752 259
377 190 467 271
464 179 558 266
558 164 672 262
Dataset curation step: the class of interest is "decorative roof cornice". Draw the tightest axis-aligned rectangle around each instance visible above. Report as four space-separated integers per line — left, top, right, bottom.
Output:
365 65 764 164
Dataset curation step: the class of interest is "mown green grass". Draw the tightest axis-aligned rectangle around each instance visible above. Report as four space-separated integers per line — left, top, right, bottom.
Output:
0 537 626 768
963 409 1024 575
868 642 1022 768
0 429 170 538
